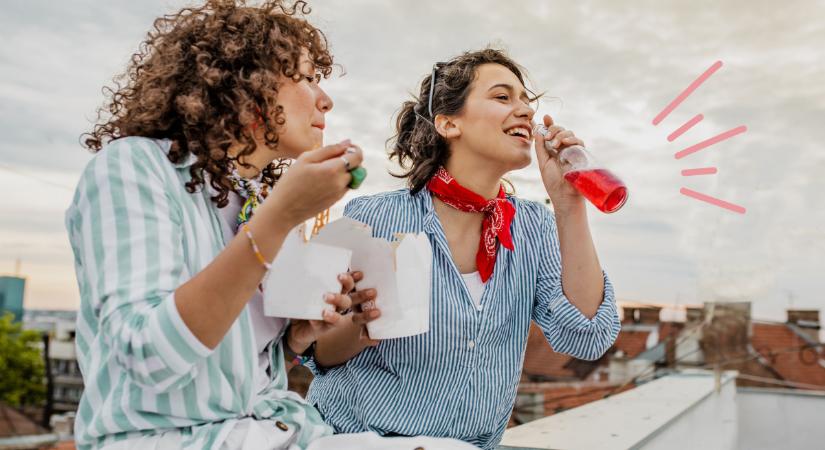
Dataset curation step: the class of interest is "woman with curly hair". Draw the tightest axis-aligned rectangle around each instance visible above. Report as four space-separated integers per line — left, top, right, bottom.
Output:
66 1 378 448
307 49 621 449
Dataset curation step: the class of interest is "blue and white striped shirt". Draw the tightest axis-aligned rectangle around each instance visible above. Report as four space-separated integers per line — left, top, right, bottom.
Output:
307 189 621 449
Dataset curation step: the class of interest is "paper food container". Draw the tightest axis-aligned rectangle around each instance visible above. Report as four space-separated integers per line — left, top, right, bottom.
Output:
264 217 432 339
263 224 353 320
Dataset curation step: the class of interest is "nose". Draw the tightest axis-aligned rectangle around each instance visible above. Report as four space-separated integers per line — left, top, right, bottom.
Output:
317 85 333 113
515 102 534 121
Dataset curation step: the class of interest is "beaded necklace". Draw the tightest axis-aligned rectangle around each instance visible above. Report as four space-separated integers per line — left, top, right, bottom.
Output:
225 163 329 239
226 164 270 230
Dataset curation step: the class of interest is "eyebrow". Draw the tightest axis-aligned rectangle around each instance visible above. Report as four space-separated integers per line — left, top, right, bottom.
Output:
488 83 530 102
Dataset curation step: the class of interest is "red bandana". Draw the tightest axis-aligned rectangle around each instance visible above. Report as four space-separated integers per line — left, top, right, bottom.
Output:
426 167 515 282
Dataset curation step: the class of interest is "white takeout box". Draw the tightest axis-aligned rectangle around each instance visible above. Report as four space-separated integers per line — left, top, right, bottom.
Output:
263 224 352 320
264 217 432 339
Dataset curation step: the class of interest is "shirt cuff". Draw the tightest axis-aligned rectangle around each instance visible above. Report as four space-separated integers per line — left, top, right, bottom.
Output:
147 293 214 373
548 270 618 332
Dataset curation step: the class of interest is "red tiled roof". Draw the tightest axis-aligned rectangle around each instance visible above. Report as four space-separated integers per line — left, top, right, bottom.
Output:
613 330 651 358
750 323 825 389
0 404 47 438
522 324 580 380
522 322 655 381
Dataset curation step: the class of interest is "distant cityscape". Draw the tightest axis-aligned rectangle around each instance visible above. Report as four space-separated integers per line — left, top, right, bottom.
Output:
3 274 825 449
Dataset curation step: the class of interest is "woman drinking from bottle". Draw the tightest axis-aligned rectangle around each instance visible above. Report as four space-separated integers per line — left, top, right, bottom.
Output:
308 48 622 450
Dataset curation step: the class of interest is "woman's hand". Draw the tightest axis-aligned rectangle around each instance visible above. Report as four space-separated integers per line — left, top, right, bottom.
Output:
534 115 586 214
286 271 380 354
263 140 364 229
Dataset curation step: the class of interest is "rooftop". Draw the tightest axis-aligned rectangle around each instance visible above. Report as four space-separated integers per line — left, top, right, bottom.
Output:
500 370 825 450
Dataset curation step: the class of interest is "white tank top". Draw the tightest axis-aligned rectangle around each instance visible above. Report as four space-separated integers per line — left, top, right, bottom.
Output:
460 271 486 311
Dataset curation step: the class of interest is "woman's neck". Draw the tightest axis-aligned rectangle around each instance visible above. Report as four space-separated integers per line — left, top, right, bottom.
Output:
443 156 505 200
227 141 279 179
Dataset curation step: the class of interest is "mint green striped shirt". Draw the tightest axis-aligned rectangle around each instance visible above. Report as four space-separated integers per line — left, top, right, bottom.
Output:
65 137 331 449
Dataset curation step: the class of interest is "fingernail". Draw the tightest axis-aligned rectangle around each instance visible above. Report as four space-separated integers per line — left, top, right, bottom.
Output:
341 139 351 145
345 147 357 154
551 139 559 148
369 310 380 319
338 274 345 281
366 289 377 296
324 293 335 301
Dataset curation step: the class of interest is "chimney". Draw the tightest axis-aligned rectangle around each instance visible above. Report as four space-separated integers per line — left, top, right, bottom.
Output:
621 305 662 325
787 309 820 342
702 302 751 366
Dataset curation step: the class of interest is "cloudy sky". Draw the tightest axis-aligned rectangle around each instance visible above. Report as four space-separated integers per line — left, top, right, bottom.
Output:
1 0 823 322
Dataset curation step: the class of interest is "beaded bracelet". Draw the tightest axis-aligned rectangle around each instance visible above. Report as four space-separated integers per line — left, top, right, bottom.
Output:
284 339 315 366
241 223 272 270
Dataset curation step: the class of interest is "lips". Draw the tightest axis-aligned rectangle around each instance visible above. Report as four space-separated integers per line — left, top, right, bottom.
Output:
504 124 532 144
312 123 325 130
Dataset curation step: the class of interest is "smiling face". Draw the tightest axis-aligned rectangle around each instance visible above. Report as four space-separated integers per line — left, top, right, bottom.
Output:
445 63 536 173
267 49 333 158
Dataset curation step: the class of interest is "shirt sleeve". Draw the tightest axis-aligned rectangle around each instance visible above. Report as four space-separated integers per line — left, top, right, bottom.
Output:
66 139 213 392
531 206 621 361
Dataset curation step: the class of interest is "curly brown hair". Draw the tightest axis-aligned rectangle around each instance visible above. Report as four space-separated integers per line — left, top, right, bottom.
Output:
83 0 333 207
388 48 537 194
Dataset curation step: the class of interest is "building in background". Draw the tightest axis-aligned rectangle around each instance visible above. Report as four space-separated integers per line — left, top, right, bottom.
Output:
23 309 82 443
0 276 25 323
512 301 825 426
47 320 83 416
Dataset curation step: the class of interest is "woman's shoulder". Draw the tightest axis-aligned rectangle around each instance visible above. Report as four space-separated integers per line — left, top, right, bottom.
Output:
346 189 415 208
343 188 423 223
82 137 174 176
72 137 177 202
509 195 556 231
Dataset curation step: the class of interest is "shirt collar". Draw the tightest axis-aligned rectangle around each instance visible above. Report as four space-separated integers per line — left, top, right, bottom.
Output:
415 188 440 235
156 139 198 169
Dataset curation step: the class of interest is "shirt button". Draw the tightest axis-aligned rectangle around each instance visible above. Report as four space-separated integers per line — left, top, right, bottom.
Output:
468 340 475 349
275 421 289 431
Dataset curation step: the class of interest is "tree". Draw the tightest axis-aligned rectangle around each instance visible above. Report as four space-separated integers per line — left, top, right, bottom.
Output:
0 312 46 407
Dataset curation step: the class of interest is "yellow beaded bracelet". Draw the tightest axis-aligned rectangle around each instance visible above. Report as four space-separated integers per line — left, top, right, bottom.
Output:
241 223 271 270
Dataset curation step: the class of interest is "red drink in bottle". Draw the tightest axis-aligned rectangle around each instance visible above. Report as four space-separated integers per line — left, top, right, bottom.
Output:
563 168 628 213
535 125 628 213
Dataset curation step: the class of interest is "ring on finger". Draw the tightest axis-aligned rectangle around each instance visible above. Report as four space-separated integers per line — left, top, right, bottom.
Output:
340 156 351 171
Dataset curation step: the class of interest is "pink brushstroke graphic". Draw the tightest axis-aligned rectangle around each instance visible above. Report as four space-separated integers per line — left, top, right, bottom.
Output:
680 188 746 214
653 61 722 126
681 167 717 176
674 125 747 159
668 114 704 141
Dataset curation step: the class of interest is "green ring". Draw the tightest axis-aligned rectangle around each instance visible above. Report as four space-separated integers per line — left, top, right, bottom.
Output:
348 166 367 189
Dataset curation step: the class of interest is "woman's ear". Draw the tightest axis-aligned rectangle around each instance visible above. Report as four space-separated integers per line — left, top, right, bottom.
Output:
434 114 461 140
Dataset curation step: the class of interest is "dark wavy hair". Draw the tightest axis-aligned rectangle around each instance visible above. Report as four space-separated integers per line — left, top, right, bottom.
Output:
82 0 333 207
388 48 537 194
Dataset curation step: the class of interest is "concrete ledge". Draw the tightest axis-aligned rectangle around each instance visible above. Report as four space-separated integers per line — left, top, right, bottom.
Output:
500 370 737 450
